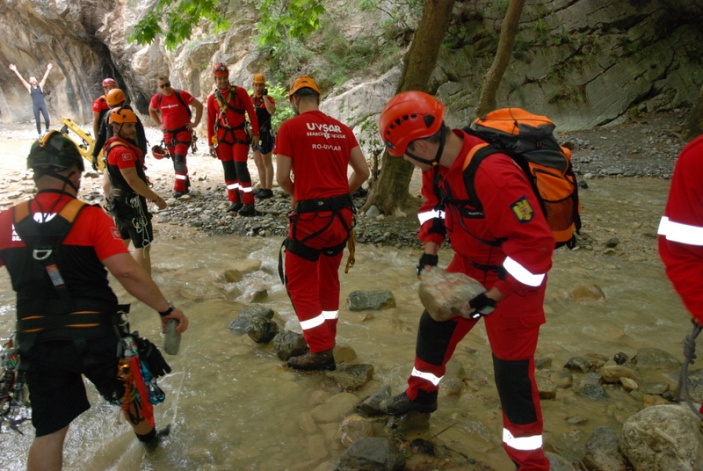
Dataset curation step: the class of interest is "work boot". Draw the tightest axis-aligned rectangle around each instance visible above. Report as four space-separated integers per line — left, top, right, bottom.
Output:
227 202 243 212
380 391 437 415
288 348 336 371
173 190 188 198
238 204 256 217
139 424 171 452
255 188 274 199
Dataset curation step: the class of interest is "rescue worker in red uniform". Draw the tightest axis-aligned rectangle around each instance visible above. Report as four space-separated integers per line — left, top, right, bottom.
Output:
92 77 117 139
275 76 370 371
0 132 188 470
378 92 554 470
658 135 703 324
206 63 260 216
105 108 167 275
251 73 277 199
148 76 203 197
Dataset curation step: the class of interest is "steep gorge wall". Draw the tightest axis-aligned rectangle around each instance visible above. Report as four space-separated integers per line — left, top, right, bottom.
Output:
1 0 702 136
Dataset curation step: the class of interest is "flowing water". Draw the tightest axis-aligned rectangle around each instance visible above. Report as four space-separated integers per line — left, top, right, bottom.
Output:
0 176 688 470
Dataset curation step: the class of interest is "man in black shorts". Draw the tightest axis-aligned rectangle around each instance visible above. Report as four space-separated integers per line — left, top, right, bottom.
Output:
0 132 188 470
105 108 167 275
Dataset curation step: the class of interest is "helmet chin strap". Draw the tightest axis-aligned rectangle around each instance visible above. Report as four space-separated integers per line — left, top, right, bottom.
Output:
35 167 79 193
404 125 446 167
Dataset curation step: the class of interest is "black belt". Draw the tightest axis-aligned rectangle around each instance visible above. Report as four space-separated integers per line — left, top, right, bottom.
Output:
295 194 353 213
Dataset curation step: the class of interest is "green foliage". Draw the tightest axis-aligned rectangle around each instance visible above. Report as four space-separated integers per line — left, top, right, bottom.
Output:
244 84 295 131
130 0 228 50
256 0 326 46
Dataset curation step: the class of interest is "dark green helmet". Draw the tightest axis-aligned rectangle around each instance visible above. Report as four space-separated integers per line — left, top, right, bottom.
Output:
27 131 84 172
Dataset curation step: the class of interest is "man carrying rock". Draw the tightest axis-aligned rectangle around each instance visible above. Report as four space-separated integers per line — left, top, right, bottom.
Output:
275 75 369 371
377 91 554 470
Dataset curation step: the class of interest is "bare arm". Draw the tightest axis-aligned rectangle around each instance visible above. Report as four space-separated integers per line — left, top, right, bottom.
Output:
148 105 162 128
263 95 276 115
120 166 167 209
39 63 52 89
8 64 31 92
348 146 370 193
276 154 294 196
102 252 189 332
191 97 203 127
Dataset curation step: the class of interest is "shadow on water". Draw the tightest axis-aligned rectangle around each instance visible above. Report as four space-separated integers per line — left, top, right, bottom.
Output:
0 177 691 470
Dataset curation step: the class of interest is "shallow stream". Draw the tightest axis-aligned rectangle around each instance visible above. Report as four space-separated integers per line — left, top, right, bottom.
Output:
0 176 689 470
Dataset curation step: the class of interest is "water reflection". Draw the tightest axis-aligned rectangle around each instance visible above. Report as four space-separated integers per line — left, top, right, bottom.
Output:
0 177 688 470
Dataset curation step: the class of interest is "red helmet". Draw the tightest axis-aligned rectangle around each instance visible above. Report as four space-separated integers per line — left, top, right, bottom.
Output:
378 91 445 157
151 145 169 160
213 63 229 77
102 77 117 88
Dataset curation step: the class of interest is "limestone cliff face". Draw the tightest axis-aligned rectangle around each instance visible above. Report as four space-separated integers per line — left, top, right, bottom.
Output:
1 0 702 136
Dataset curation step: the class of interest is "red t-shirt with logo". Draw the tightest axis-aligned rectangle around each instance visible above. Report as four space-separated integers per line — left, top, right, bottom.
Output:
149 90 195 130
274 110 358 201
92 96 108 113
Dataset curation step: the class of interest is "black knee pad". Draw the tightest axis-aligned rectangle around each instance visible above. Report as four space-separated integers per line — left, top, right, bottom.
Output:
416 310 459 365
493 355 537 425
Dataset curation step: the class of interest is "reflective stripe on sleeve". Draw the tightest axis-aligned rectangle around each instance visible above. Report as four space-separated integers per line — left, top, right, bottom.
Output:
658 216 703 246
322 310 339 320
418 209 445 225
503 429 543 451
299 312 326 330
503 256 545 287
410 367 443 386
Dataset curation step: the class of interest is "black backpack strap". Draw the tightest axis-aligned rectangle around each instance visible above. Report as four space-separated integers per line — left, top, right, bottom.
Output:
463 144 500 212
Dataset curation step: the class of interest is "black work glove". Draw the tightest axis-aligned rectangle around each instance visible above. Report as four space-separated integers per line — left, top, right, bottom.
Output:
416 253 438 277
135 336 172 377
262 88 268 96
468 292 497 320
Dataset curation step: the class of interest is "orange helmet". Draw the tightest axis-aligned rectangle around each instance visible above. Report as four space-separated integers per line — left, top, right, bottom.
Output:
253 73 266 84
378 91 445 157
151 145 169 160
108 107 138 124
289 75 320 97
102 77 116 88
106 88 126 106
213 63 229 77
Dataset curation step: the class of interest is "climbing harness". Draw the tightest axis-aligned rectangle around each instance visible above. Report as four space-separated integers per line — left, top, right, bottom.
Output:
677 321 703 420
0 337 30 434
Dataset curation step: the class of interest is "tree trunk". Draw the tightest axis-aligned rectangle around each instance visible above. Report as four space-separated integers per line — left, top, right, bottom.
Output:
362 0 455 215
476 0 526 117
683 83 703 141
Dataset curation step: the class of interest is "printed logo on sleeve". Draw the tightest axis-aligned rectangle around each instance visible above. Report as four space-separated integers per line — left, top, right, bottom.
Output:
511 196 534 223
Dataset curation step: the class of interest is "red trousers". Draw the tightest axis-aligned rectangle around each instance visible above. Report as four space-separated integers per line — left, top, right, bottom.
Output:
284 208 352 352
215 141 253 205
164 130 191 192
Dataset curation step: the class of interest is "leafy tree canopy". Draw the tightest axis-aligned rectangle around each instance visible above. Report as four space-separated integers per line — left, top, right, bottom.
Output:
130 0 326 50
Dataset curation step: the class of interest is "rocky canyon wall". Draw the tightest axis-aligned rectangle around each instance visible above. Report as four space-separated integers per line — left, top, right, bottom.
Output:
1 0 702 138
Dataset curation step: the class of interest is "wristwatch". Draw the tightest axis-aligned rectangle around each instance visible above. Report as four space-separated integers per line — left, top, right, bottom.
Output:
158 301 175 317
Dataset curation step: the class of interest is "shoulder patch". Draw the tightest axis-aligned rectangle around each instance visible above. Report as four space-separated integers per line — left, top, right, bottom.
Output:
511 196 534 223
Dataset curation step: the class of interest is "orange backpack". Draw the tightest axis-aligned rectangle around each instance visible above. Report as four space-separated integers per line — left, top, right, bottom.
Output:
463 108 581 248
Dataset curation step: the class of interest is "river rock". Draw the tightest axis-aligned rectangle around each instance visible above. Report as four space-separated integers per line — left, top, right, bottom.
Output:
600 364 638 384
327 364 375 391
620 404 703 471
583 426 629 471
417 268 485 322
334 437 405 471
273 331 308 361
356 386 392 417
632 347 681 370
346 290 396 311
337 414 374 446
